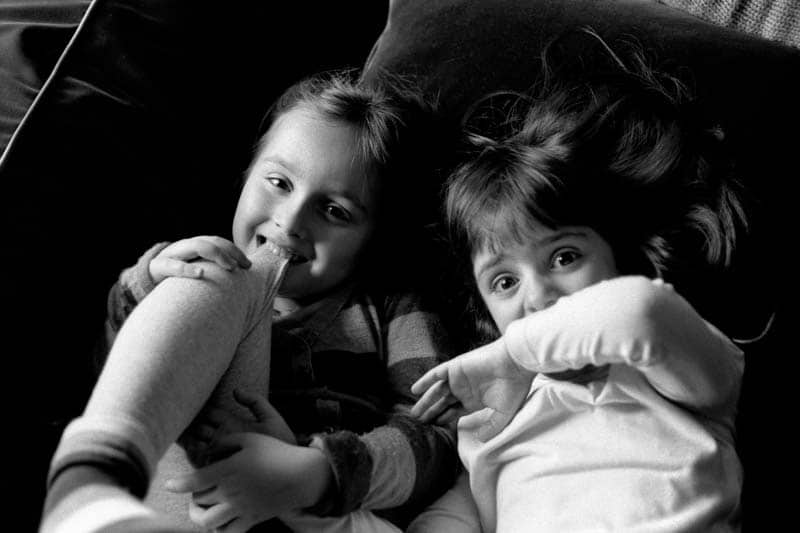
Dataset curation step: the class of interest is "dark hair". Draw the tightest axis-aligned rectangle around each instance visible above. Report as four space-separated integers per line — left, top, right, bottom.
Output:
250 69 450 294
445 32 748 343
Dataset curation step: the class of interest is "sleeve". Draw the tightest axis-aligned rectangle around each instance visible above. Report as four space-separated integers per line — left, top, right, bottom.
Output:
503 275 744 413
96 242 171 369
308 293 461 524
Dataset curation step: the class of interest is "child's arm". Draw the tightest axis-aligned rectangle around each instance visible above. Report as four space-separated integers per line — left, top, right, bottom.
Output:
502 276 743 413
308 294 462 522
412 276 743 438
166 432 333 532
165 295 461 528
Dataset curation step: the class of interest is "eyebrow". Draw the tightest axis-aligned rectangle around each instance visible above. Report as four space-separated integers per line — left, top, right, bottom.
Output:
259 155 298 175
473 228 588 278
338 192 369 216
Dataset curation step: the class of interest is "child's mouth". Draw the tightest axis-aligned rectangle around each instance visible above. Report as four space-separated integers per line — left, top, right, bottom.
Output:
257 236 308 264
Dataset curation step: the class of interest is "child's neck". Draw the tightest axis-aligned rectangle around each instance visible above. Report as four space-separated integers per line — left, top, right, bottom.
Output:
273 296 304 318
272 284 352 319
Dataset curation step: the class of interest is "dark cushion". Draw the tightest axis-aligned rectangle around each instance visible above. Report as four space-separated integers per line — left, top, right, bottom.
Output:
0 0 92 151
362 0 800 528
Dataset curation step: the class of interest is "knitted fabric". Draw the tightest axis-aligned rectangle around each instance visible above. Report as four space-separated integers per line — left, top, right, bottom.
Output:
659 0 800 48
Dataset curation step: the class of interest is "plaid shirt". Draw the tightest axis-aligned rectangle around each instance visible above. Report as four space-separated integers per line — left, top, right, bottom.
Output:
104 243 460 527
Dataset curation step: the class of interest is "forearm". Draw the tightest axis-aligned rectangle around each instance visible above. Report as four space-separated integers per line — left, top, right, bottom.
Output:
504 276 743 408
304 292 461 519
309 414 459 518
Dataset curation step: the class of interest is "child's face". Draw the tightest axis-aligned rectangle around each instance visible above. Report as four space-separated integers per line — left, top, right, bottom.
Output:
232 107 377 303
472 225 618 334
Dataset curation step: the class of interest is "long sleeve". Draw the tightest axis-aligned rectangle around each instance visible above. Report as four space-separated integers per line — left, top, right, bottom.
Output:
96 242 170 368
310 293 461 524
503 275 743 413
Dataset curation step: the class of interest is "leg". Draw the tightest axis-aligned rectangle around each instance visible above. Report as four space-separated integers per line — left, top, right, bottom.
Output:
41 249 287 533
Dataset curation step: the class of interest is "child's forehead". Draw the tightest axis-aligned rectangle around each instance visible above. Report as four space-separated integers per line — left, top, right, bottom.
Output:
255 110 378 204
472 219 599 266
470 207 548 252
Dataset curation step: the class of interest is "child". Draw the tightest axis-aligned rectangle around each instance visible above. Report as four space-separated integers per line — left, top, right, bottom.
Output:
410 41 747 532
41 71 464 533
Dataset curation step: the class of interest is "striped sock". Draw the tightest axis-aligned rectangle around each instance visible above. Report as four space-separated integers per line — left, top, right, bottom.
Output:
40 416 191 533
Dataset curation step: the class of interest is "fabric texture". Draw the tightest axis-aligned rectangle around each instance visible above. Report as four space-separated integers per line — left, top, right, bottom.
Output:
459 277 743 532
98 244 460 529
658 0 800 48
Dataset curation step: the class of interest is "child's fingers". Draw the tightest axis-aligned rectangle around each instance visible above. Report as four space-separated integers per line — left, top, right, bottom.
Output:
164 464 221 494
410 363 450 395
234 390 296 443
205 433 248 463
150 257 204 283
219 517 250 533
203 236 251 268
419 392 460 424
411 380 453 422
189 485 218 507
190 239 240 271
435 405 465 427
165 237 247 271
189 501 237 531
233 389 272 422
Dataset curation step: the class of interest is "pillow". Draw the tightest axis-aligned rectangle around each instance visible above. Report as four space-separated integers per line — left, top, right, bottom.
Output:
362 0 800 528
0 0 91 154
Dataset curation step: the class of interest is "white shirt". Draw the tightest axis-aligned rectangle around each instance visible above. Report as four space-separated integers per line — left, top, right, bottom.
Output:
459 277 743 532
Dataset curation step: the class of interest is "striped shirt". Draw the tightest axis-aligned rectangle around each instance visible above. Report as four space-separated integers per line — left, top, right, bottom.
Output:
104 242 461 527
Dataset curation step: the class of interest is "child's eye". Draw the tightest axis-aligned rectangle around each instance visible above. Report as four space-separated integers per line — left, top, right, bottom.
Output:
550 249 581 270
490 274 519 294
323 204 352 223
266 176 291 192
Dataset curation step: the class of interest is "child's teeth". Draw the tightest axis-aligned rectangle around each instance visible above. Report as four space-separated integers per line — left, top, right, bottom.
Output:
263 240 294 261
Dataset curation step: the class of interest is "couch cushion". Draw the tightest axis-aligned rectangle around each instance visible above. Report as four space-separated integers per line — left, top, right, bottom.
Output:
0 0 91 155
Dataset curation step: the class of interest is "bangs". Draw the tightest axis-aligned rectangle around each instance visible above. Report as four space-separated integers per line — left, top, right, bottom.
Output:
463 187 545 257
446 139 569 259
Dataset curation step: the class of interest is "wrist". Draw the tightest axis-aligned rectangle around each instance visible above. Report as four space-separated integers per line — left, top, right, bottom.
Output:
300 440 335 512
493 336 523 373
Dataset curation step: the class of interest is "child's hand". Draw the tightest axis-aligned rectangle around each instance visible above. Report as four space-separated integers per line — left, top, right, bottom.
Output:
411 338 534 441
165 433 333 533
149 236 251 284
229 389 296 444
184 390 296 462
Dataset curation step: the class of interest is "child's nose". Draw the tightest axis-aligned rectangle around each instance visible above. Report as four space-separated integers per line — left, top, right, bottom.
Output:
273 201 306 237
523 279 559 314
